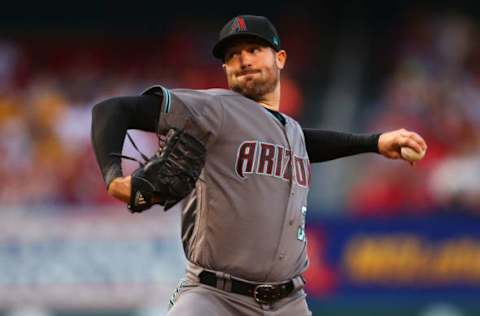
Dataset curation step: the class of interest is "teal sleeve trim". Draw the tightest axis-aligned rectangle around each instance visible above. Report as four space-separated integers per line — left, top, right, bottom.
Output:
141 85 172 113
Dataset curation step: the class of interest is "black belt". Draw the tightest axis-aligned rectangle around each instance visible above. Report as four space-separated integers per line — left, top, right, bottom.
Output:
199 270 295 305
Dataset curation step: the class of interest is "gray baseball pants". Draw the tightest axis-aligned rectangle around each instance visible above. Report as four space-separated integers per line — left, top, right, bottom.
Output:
166 276 312 316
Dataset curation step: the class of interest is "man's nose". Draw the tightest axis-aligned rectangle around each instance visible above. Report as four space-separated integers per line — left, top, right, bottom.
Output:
239 50 253 67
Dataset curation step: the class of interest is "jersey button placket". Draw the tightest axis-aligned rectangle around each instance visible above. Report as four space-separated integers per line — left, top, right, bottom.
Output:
287 187 297 223
273 122 296 271
276 182 295 264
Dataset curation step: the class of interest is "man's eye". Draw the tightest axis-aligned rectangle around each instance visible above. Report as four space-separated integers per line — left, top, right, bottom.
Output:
226 52 237 60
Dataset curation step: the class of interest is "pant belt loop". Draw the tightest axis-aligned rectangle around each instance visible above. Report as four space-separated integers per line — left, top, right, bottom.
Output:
292 275 306 291
260 303 272 311
223 272 232 292
215 271 225 290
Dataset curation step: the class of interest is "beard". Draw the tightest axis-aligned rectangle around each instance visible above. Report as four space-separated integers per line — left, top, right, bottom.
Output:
229 64 279 102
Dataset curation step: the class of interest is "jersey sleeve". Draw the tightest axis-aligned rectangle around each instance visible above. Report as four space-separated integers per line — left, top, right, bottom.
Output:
142 86 224 146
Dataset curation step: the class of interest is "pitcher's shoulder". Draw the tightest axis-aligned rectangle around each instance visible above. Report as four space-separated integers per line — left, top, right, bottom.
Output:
200 88 242 97
171 88 242 100
197 88 245 98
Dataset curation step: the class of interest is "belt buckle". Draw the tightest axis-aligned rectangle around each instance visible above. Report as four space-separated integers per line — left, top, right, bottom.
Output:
253 284 275 304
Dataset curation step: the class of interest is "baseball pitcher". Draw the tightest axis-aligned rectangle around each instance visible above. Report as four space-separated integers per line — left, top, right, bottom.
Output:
91 15 427 316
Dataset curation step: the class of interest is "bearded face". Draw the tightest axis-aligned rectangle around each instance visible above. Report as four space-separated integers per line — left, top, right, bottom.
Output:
223 41 282 102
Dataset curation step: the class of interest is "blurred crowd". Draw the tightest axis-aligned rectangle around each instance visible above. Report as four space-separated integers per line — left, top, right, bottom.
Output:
349 13 480 216
0 12 478 216
0 33 223 207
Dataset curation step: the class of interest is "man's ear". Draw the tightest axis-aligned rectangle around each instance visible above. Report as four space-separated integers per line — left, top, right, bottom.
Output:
276 50 287 70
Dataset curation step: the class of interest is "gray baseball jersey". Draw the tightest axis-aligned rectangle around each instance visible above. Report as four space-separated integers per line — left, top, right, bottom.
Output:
143 86 312 315
144 85 310 281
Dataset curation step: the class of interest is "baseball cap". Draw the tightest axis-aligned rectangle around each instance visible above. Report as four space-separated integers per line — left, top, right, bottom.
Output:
212 15 281 60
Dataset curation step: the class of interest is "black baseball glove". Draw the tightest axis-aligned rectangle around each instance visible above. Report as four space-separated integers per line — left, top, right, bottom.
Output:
114 128 206 213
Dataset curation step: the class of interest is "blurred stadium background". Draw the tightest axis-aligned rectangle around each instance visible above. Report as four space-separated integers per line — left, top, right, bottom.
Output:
1 1 479 315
